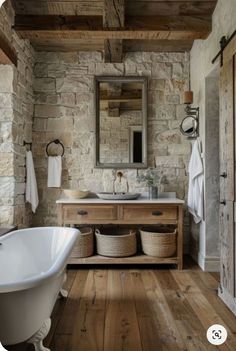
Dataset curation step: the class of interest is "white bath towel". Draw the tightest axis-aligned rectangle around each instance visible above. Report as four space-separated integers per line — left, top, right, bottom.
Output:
188 140 204 223
47 156 62 188
26 151 39 213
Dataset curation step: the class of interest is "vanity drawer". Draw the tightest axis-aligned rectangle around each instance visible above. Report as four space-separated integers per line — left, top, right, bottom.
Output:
122 205 177 221
63 205 117 222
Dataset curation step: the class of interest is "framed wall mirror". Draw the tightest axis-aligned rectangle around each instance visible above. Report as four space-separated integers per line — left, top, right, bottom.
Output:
95 76 148 168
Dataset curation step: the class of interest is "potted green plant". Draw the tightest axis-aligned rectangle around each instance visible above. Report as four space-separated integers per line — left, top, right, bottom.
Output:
137 169 166 199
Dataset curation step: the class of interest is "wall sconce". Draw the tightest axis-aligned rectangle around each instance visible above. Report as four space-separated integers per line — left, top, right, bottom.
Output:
180 91 199 138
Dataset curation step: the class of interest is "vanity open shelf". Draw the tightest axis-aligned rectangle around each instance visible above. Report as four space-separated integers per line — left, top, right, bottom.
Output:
57 197 184 269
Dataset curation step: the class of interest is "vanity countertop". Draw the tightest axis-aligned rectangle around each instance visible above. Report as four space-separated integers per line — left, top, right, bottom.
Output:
56 196 185 204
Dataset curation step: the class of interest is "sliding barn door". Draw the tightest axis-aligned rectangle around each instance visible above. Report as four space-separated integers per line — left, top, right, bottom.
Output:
219 36 236 314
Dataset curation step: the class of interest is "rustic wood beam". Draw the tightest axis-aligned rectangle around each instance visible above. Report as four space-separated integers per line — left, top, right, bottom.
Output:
104 0 124 63
14 29 210 41
126 1 217 16
124 39 193 52
0 29 17 66
14 15 211 41
14 14 103 30
12 0 103 16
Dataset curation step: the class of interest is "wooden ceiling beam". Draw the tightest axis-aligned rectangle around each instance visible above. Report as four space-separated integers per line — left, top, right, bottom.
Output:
12 0 103 16
103 0 124 63
14 29 210 41
124 39 193 52
0 29 17 66
14 15 211 41
126 1 217 16
14 14 103 30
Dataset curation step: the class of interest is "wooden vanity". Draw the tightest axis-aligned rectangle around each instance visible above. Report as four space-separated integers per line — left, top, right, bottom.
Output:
57 197 184 269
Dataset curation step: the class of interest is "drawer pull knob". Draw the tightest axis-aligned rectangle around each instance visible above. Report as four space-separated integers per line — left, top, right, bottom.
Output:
220 200 226 206
152 211 163 216
77 210 88 216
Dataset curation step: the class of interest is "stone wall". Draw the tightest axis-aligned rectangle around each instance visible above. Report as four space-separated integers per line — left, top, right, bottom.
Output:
32 51 191 250
190 0 236 271
0 2 35 227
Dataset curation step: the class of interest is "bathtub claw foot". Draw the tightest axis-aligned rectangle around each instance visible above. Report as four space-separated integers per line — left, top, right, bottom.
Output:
28 318 51 351
59 288 68 298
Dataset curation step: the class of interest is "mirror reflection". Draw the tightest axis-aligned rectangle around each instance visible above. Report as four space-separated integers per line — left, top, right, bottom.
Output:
180 116 198 137
95 77 147 168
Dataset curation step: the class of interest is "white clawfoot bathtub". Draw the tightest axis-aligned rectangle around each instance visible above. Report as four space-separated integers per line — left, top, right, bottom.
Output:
0 227 78 351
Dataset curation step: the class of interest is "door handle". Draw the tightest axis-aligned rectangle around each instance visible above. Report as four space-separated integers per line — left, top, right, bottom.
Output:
220 172 227 178
77 210 88 216
152 211 163 216
220 200 226 205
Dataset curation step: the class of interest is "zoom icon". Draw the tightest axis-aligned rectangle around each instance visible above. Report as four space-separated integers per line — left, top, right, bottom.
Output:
207 324 228 345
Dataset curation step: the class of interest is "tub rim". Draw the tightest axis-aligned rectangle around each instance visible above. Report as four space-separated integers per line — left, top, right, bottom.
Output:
0 226 79 293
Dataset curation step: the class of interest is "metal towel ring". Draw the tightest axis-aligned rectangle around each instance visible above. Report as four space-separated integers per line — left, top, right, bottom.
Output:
46 139 65 157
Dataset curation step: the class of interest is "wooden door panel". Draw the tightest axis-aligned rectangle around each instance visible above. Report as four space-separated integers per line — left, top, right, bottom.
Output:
219 201 235 296
219 57 234 201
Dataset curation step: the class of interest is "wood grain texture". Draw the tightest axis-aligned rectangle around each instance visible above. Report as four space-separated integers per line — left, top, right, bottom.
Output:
11 0 217 54
126 1 217 16
59 202 183 267
219 58 234 202
12 0 217 17
124 39 193 52
12 0 104 16
7 264 236 351
0 29 17 66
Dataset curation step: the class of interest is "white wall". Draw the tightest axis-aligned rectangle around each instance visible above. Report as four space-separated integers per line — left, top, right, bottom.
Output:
190 0 236 271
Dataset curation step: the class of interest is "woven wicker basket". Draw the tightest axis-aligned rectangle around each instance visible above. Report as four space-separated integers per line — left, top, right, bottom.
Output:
140 226 177 258
95 228 137 257
70 227 94 258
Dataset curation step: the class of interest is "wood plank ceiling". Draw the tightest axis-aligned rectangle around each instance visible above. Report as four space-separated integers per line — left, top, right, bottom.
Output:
11 0 217 62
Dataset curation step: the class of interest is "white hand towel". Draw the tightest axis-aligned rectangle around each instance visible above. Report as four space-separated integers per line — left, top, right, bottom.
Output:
26 151 39 213
188 140 204 223
47 156 62 188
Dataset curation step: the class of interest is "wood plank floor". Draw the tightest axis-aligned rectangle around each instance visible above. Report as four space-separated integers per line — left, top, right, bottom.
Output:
8 262 236 351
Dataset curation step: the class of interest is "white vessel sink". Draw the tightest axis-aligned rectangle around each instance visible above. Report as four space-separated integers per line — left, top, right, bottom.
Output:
97 192 141 200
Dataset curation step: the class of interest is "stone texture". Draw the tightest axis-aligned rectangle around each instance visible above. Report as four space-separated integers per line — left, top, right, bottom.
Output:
0 66 14 92
0 2 35 227
32 50 190 228
34 78 55 92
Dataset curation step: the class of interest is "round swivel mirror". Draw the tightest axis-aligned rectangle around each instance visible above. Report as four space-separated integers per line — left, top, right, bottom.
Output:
180 116 198 137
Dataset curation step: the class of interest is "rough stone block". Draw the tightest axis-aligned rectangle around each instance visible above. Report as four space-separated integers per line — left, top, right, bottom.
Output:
0 177 14 197
0 206 14 225
56 76 92 93
47 117 74 131
168 143 191 155
149 79 165 91
166 94 180 104
0 153 14 176
61 93 76 106
172 63 183 79
156 129 181 144
152 62 172 79
34 78 55 92
35 104 77 118
34 63 48 78
0 93 12 108
0 66 14 93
